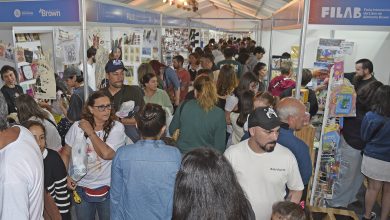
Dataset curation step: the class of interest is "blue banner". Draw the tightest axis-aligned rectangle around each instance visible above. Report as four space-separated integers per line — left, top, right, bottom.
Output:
87 1 160 26
309 0 390 26
162 15 189 27
0 0 79 23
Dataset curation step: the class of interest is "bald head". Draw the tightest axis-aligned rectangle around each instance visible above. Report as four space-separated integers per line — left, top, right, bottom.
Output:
276 97 307 130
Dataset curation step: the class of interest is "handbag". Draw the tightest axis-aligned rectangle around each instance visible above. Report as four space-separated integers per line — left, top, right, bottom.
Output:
76 185 110 203
172 100 189 141
69 125 88 181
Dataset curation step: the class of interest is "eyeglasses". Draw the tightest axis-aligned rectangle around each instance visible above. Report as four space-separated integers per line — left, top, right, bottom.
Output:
93 104 113 112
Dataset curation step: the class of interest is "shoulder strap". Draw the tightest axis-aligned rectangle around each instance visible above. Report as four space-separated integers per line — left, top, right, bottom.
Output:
177 100 189 127
46 118 57 128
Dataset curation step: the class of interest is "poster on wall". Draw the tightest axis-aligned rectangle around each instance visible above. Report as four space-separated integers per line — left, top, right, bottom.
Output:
162 28 190 66
88 26 111 89
62 39 80 65
55 28 81 67
189 29 200 48
142 28 159 62
34 56 56 99
0 41 14 62
124 65 134 86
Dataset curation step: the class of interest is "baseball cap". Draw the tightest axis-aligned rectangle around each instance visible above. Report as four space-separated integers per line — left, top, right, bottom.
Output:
248 107 281 130
63 66 82 79
105 59 127 73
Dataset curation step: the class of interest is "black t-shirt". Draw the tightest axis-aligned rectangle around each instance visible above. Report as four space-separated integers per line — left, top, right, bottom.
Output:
102 85 145 113
342 72 377 150
1 85 23 113
43 149 71 220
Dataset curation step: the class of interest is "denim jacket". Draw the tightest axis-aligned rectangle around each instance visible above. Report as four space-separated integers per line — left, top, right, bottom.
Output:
110 140 181 220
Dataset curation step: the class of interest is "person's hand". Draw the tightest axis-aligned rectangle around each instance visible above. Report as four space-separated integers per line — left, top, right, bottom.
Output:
67 176 77 190
79 119 94 136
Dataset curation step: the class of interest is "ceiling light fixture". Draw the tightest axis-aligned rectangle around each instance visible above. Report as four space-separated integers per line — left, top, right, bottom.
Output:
163 0 198 12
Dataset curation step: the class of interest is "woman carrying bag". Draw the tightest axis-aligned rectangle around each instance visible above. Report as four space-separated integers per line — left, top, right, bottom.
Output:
61 91 126 220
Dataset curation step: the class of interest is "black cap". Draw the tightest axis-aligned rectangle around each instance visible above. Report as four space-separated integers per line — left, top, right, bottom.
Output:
105 59 127 73
248 107 281 130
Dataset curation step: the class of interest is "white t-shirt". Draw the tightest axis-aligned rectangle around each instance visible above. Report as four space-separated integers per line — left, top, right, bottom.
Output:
224 140 304 220
0 126 44 220
225 94 238 112
65 121 125 188
79 63 96 91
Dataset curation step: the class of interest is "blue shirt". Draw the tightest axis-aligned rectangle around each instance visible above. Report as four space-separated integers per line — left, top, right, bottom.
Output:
110 140 181 220
163 67 180 90
277 126 312 185
361 111 390 162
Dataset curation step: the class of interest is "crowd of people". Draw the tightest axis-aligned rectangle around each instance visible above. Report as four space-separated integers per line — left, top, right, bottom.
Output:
0 36 389 220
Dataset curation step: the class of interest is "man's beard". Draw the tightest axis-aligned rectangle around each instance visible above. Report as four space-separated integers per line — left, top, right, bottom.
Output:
110 81 123 89
92 57 96 63
259 141 277 152
353 73 364 83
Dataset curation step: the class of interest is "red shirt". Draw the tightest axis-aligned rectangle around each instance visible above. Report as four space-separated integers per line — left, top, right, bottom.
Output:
268 75 296 97
176 68 191 102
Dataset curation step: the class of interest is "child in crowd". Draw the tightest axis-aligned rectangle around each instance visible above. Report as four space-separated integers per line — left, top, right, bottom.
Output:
271 201 307 220
22 120 71 220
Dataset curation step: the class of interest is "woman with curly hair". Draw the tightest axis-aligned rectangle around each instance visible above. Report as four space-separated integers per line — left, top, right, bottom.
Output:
169 75 226 154
61 91 126 220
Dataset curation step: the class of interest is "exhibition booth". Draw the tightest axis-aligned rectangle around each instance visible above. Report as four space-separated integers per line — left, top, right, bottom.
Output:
260 1 390 218
0 0 231 93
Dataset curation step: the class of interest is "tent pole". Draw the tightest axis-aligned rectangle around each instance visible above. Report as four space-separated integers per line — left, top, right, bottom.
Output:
81 0 89 100
295 0 310 100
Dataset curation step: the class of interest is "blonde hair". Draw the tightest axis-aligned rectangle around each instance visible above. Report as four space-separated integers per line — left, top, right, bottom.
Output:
194 75 218 111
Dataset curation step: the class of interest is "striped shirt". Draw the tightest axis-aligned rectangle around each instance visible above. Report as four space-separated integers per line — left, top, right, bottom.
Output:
43 148 71 220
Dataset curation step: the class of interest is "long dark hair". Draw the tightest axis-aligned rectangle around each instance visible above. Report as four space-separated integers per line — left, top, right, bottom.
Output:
236 91 255 127
81 91 116 142
234 72 259 96
173 148 254 220
371 85 390 117
16 94 50 123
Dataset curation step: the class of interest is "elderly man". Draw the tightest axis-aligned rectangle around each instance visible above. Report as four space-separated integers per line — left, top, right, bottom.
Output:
224 107 303 220
0 92 44 219
276 97 312 202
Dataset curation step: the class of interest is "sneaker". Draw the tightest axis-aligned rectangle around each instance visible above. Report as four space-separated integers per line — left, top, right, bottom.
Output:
362 212 376 220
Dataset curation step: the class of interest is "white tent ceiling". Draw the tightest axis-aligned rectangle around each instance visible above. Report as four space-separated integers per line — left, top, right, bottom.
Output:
111 0 292 31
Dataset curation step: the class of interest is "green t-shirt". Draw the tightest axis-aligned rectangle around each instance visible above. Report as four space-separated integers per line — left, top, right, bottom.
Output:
144 88 174 114
169 99 227 154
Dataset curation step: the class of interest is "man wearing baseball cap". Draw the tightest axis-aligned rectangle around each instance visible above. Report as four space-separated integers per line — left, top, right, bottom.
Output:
102 59 144 142
224 107 303 220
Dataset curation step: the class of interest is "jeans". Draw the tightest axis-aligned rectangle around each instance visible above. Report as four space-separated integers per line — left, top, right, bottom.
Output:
326 135 364 208
74 188 110 220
